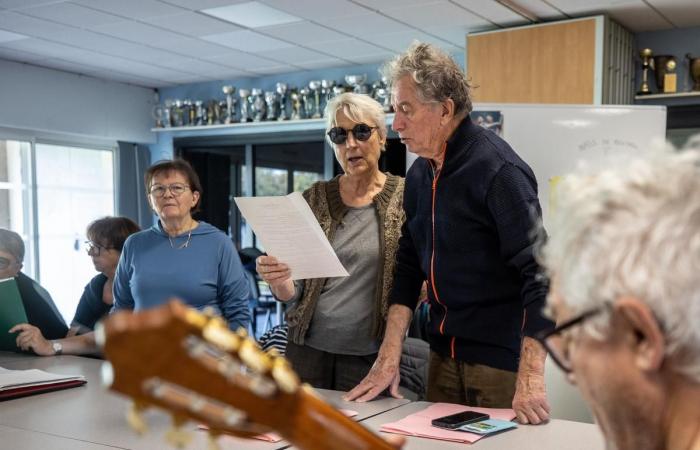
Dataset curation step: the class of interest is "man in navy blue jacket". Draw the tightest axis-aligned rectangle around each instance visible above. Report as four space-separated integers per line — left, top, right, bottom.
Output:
345 43 553 425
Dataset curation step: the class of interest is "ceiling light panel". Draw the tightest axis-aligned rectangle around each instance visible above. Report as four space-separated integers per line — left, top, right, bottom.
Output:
201 1 302 28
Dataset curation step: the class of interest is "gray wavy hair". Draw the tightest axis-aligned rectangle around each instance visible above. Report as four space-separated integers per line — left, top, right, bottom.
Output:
381 41 472 117
324 93 387 150
541 149 700 382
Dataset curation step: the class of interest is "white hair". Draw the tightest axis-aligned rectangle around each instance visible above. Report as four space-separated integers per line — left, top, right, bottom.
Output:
324 93 387 150
541 149 700 382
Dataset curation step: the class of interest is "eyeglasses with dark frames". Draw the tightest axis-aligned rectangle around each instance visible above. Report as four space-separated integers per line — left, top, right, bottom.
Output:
535 306 606 374
149 183 190 198
327 123 377 145
85 241 114 257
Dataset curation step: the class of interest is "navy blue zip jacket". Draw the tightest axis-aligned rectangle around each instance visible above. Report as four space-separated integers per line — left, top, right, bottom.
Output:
390 117 553 372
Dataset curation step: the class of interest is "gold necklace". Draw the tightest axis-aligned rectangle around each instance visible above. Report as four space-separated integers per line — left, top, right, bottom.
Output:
168 226 193 249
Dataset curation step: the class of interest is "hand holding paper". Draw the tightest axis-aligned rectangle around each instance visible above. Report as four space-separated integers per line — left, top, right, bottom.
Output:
234 192 348 280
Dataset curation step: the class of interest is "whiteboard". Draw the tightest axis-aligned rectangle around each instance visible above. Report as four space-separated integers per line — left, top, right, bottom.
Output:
406 104 667 225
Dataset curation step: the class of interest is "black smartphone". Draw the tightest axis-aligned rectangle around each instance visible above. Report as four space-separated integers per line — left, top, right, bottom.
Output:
431 411 490 429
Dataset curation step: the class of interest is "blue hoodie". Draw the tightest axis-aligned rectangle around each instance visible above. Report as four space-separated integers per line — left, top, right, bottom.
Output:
113 221 251 331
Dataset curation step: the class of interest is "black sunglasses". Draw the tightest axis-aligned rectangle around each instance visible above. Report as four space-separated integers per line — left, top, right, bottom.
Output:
327 123 376 145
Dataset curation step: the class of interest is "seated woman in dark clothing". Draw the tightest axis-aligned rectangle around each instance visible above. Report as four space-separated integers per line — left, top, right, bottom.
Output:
69 217 141 335
10 217 140 355
1 228 67 342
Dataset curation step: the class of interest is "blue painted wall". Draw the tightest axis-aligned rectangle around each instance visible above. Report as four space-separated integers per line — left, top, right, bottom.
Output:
150 52 466 160
635 25 700 105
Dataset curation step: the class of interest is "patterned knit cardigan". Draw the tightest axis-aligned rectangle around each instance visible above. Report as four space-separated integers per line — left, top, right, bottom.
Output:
285 173 405 345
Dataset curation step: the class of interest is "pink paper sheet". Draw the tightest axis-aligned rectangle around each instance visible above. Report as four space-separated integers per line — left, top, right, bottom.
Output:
380 403 516 444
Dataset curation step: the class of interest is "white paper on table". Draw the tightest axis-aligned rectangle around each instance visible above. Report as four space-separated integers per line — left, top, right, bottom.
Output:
234 192 349 280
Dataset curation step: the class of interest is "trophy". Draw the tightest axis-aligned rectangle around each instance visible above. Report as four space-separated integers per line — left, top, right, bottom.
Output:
171 100 184 127
300 87 314 119
194 100 205 126
372 76 392 112
320 79 336 116
654 55 677 93
687 54 700 91
290 88 303 120
251 88 266 122
637 48 654 95
276 82 288 120
345 74 368 94
332 85 346 98
152 102 167 128
308 80 322 119
222 85 237 124
265 91 279 120
239 89 251 123
183 99 195 126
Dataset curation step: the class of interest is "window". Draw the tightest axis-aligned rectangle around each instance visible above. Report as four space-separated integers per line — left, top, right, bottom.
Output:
0 140 35 275
34 143 115 323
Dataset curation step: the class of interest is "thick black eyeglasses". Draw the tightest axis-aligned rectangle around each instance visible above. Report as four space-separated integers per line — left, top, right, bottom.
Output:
327 123 376 145
85 241 114 256
535 306 605 374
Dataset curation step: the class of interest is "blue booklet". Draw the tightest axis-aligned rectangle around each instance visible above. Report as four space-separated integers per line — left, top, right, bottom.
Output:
458 419 518 435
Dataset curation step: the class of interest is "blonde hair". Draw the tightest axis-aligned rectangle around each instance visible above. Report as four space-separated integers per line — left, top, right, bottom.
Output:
324 93 387 150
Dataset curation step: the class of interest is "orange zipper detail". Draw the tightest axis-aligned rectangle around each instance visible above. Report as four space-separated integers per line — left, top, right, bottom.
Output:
429 147 448 338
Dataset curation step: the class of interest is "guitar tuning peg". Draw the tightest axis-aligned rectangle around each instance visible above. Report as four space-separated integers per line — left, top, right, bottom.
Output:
202 306 217 317
271 358 300 394
126 400 149 435
206 431 221 450
184 309 208 329
239 339 271 373
164 415 192 448
235 328 248 338
203 322 240 352
266 347 280 357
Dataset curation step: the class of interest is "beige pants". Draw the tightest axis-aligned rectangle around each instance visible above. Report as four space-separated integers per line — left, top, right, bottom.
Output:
426 351 517 408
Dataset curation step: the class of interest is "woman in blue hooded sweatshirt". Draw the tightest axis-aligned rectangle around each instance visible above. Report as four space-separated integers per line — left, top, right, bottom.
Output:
113 159 251 332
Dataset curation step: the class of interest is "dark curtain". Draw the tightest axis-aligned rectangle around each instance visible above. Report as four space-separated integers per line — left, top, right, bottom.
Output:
116 142 152 229
182 151 232 233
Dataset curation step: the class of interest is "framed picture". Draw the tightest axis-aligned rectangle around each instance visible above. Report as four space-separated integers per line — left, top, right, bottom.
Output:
472 111 503 136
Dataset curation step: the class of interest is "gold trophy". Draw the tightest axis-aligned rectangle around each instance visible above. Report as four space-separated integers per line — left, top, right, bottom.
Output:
687 54 700 91
638 48 654 95
653 55 677 93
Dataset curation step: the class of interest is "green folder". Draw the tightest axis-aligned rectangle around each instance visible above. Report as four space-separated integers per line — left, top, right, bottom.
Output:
0 278 28 351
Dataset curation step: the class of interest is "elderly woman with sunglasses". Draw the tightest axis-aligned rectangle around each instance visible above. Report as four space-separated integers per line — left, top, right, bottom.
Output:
256 93 405 391
112 159 251 332
11 217 140 356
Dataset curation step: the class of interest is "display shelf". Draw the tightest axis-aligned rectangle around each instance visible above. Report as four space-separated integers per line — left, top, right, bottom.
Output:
635 91 700 100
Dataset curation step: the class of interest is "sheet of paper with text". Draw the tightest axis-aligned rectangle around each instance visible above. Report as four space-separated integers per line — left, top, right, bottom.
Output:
234 192 349 280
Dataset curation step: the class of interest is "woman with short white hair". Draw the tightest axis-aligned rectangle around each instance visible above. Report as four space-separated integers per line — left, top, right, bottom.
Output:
256 93 405 390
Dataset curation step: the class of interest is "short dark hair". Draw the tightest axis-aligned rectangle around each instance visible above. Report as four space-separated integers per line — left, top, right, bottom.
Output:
144 159 203 213
0 228 25 263
86 217 140 252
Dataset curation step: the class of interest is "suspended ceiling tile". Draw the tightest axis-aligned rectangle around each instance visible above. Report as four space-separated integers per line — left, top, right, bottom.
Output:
503 0 567 20
247 64 299 75
365 29 462 54
383 1 491 29
142 11 243 37
150 37 235 59
0 28 27 42
352 0 436 10
201 1 302 28
260 0 369 21
257 46 333 64
0 10 78 39
202 29 294 52
0 0 62 9
89 20 186 46
72 0 185 20
257 21 349 45
332 12 415 38
451 0 531 26
159 0 252 11
295 57 349 70
0 47 46 62
423 26 477 47
645 0 700 28
203 49 285 70
17 2 123 27
344 52 397 65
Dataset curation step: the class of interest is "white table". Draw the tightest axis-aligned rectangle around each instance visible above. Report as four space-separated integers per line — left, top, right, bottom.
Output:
361 402 607 450
0 353 410 450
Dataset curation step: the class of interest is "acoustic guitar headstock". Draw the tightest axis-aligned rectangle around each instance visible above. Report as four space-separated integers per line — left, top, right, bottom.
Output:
96 300 393 450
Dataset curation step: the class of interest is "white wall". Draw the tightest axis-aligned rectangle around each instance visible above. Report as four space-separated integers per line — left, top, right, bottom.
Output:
0 59 155 144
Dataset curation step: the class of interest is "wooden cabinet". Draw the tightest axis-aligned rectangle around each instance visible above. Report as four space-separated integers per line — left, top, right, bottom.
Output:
466 16 635 104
